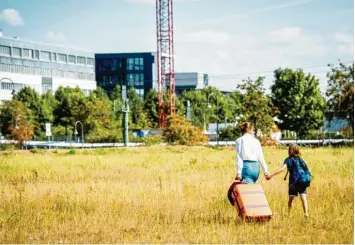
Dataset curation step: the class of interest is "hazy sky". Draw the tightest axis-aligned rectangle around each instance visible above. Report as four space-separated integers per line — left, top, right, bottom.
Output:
0 0 353 92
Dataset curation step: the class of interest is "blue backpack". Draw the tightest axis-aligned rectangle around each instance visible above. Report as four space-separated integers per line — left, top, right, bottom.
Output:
284 157 312 188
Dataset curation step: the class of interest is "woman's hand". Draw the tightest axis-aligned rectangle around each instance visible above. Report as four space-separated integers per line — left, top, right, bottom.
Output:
264 173 271 180
235 174 242 181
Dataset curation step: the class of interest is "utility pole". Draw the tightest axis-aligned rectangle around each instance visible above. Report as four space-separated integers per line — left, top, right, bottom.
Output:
122 85 129 147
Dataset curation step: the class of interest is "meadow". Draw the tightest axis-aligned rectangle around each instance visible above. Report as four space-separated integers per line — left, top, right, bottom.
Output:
0 146 353 244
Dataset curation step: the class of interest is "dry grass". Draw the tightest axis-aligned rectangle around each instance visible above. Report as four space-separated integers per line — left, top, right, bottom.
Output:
0 146 353 244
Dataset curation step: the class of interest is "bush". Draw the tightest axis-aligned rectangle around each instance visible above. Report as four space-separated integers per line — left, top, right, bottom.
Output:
163 115 208 146
0 143 18 151
29 147 46 154
142 135 163 146
67 148 76 155
86 127 123 143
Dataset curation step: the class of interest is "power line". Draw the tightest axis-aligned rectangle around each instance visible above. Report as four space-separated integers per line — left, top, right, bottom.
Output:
97 61 354 85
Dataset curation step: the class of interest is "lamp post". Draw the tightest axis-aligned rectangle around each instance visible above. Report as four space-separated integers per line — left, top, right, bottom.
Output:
0 77 16 95
74 121 84 149
224 117 229 128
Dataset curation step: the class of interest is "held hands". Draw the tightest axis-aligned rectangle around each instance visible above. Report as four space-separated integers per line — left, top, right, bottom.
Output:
264 173 272 180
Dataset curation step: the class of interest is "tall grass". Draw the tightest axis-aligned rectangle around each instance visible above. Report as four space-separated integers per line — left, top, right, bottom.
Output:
0 146 353 243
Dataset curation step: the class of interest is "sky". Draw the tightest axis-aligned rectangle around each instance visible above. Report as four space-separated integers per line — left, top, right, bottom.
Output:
0 0 353 92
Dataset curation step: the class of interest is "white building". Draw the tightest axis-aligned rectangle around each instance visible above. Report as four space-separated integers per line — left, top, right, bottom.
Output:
0 31 96 103
174 72 209 95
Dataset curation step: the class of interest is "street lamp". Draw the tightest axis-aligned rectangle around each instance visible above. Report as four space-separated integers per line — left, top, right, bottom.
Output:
0 77 16 95
224 117 229 128
74 121 84 149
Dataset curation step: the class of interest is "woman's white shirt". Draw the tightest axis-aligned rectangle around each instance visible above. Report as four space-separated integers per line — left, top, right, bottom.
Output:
235 133 269 175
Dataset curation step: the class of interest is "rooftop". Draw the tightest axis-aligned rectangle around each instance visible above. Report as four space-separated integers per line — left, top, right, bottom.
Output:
0 33 92 53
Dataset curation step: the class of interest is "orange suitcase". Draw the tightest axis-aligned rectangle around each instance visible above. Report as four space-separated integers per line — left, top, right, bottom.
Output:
231 183 272 222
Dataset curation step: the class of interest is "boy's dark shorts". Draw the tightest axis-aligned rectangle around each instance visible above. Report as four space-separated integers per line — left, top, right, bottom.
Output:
289 184 307 196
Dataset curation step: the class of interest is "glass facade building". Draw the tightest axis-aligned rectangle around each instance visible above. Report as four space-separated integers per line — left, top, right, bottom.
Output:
0 33 96 102
174 72 209 95
95 52 156 98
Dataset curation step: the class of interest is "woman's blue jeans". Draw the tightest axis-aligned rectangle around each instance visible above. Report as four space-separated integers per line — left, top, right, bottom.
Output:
241 160 260 184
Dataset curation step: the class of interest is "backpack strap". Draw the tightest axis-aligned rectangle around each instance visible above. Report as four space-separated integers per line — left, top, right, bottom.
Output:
283 169 289 181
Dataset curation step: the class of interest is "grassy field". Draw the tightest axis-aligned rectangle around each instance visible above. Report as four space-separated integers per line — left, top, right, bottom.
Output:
0 146 353 244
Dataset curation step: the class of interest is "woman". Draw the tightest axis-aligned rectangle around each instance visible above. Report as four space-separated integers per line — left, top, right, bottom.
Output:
235 122 270 183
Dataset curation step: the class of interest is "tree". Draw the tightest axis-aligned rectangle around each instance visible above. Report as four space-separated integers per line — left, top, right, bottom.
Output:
13 87 41 135
53 86 90 136
271 68 326 138
237 77 276 136
143 89 158 128
39 92 57 134
219 125 242 141
127 87 147 128
180 90 206 128
326 62 354 133
4 100 35 146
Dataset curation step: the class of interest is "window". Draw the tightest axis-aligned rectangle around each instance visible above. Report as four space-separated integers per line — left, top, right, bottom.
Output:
52 53 57 61
34 50 40 59
139 58 143 66
57 53 67 63
113 59 121 71
68 55 76 63
139 74 144 86
43 68 51 77
12 47 21 57
0 45 11 55
1 82 13 90
41 51 51 61
127 74 134 86
42 77 53 94
127 58 134 70
134 74 140 86
22 49 33 58
87 58 94 66
1 82 23 91
77 56 85 65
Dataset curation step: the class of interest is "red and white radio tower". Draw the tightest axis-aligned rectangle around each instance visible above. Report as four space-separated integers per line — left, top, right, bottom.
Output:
156 0 176 128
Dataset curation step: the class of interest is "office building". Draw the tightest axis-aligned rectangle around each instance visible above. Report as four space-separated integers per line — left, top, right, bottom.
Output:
0 31 96 103
174 72 209 95
95 52 156 99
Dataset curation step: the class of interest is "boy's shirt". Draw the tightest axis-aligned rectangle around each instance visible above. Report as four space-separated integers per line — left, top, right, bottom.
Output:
284 157 306 185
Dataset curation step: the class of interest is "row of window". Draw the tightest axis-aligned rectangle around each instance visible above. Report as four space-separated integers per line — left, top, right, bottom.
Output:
1 81 93 96
1 81 24 90
0 45 94 66
101 73 145 87
0 63 95 81
127 58 144 71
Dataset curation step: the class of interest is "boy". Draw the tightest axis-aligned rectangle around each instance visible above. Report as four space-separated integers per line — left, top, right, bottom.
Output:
270 144 311 218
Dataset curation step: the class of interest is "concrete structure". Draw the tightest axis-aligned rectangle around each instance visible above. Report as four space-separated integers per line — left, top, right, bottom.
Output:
0 31 96 103
95 52 157 99
175 72 209 95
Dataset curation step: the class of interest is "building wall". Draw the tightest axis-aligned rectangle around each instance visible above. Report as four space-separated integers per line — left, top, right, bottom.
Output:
0 35 96 102
175 72 209 94
95 52 156 98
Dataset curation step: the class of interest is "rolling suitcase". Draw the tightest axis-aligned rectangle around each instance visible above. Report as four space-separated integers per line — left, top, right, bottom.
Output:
228 182 272 222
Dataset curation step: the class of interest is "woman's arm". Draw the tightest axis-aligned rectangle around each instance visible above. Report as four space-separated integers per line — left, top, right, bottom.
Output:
256 141 269 177
270 164 287 178
235 141 243 180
